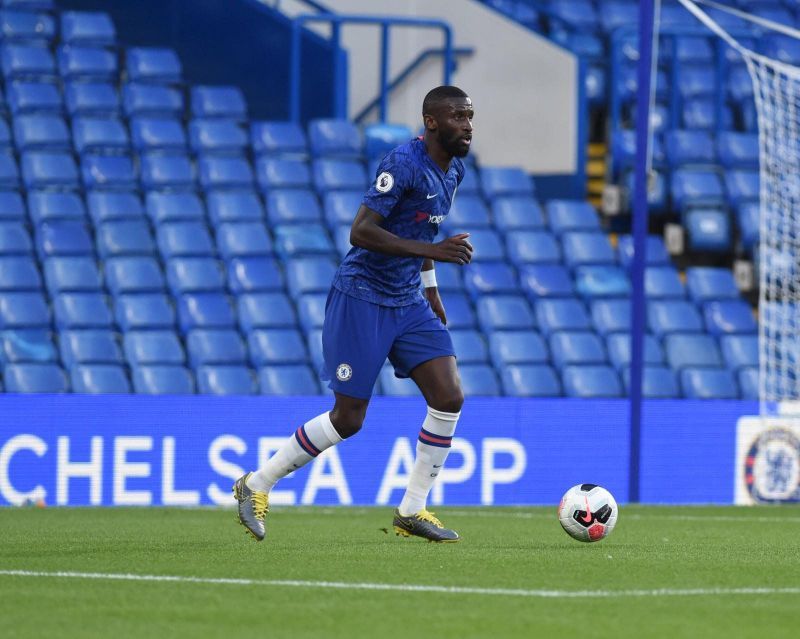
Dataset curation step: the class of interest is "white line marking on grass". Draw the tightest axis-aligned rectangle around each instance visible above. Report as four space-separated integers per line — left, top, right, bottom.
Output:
1 570 799 599
442 510 800 524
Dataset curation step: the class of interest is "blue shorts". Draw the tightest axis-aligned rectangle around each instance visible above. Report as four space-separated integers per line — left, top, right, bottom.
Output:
321 288 455 399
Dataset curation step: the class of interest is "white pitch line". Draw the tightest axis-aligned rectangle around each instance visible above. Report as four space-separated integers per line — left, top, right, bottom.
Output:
441 510 800 524
1 569 799 599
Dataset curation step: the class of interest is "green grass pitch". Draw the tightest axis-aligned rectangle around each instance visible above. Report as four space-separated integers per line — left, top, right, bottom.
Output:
1 505 799 638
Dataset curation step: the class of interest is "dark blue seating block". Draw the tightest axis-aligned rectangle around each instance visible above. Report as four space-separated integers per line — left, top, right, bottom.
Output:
306 328 323 373
561 231 616 268
488 330 548 367
448 195 491 229
237 292 297 331
9 82 62 115
0 291 49 327
28 190 85 224
72 117 129 154
96 220 155 257
3 362 67 392
664 333 723 369
140 154 195 190
682 99 734 130
738 367 758 400
480 166 534 199
274 223 333 258
717 132 758 169
0 255 40 290
0 191 25 221
1 10 54 44
648 300 704 337
227 256 283 293
449 329 488 363
123 83 183 118
191 86 246 120
725 170 759 208
645 266 686 299
0 222 31 253
1 44 55 80
105 256 165 294
126 47 182 84
145 191 204 224
13 115 70 150
53 292 112 329
256 157 311 190
534 298 591 335
59 329 122 366
622 365 680 398
207 190 262 225
549 331 606 369
502 364 561 397
57 45 117 81
64 82 118 117
216 222 272 259
177 293 235 332
364 122 412 159
186 328 247 366
130 117 187 152
606 333 664 371
437 292 476 329
680 367 739 399
459 165 480 195
22 151 78 188
703 300 757 335
322 191 361 228
308 118 362 158
132 365 194 394
684 209 731 253
198 155 254 190
197 365 257 395
123 330 185 365
590 299 632 336
492 196 545 230
266 189 322 224
0 328 55 362
285 256 337 296
463 262 518 299
664 129 716 166
562 365 622 397
736 202 759 253
378 365 418 396
574 265 631 298
463 228 506 262
670 169 725 210
546 199 601 236
458 363 500 396
720 334 758 371
189 119 247 155
165 257 224 295
248 328 308 366
43 256 101 292
673 36 714 64
60 11 116 47
251 121 308 157
114 293 175 331
36 220 93 257
70 364 130 393
519 264 574 299
81 154 136 189
295 293 327 333
431 262 463 292
157 221 214 258
312 159 367 192
258 364 319 395
685 266 740 302
477 295 535 331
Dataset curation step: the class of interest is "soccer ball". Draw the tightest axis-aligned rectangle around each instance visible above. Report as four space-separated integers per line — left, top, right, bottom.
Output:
558 484 618 542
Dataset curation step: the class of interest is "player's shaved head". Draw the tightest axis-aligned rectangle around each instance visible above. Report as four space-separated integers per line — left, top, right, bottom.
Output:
422 85 469 116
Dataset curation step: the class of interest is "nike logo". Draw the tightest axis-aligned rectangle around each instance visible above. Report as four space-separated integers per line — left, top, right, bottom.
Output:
433 464 442 468
426 193 438 199
581 497 593 523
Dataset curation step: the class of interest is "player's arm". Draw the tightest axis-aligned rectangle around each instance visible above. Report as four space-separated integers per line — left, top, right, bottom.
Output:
421 258 448 325
350 206 473 264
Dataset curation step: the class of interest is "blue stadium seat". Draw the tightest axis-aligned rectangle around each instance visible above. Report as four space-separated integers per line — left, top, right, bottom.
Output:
70 364 130 393
248 328 308 366
664 333 723 369
447 195 491 229
501 364 561 397
130 117 187 153
549 331 606 370
0 154 20 188
3 362 67 392
53 292 113 329
59 329 122 366
680 367 739 399
458 364 500 396
1 44 55 81
332 224 351 259
28 191 85 224
250 121 308 157
684 208 731 253
0 221 31 253
562 365 622 398
673 36 714 64
126 47 182 85
458 165 480 195
670 169 725 210
463 262 518 299
95 219 154 257
663 129 716 167
105 256 164 294
463 228 506 261
258 364 319 395
122 83 183 118
561 231 616 268
306 328 323 373
156 221 214 258
548 0 598 30
177 293 235 332
717 132 758 170
724 170 759 209
736 202 759 255
216 221 272 259
43 256 100 293
491 196 545 230
295 293 327 333
611 129 666 178
430 262 463 293
0 328 55 362
165 257 225 295
114 293 175 331
1 10 54 45
140 153 195 190
534 298 591 335
682 99 734 130
378 365 417 396
21 151 78 188
196 365 257 395
0 191 24 221
622 365 680 398
480 166 534 199
322 191 360 228
546 200 601 236
685 267 740 302
8 82 61 115
57 45 117 82
0 255 40 290
720 334 758 371
185 328 246 366
285 256 337 296
702 300 757 336
13 115 69 151
476 295 535 332
266 189 322 225
64 82 118 117
190 86 246 120
189 119 247 156
35 220 92 257
449 329 488 364
0 120 11 152
648 300 703 337
80 154 136 189
256 157 311 190
436 292 475 329
738 367 758 400
518 264 573 299
606 333 664 371
123 330 184 365
72 117 128 154
227 256 283 293
645 266 685 299
207 190 262 224
727 66 753 105
131 365 194 394
364 122 412 159
60 11 116 47
574 265 631 298
198 156 254 190
0 291 49 327
145 191 204 224
237 292 296 331
312 159 367 192
488 330 548 368
590 299 631 336
308 119 362 158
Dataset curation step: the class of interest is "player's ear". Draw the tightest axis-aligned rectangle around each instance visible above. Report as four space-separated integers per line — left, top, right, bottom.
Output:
423 113 437 131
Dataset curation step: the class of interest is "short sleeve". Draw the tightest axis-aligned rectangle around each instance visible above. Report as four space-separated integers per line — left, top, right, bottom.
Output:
361 152 415 218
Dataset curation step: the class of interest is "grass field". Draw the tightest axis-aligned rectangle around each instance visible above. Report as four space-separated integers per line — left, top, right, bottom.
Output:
1 505 799 638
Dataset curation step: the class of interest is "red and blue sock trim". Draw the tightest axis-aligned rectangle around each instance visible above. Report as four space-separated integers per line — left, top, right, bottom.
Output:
295 425 322 457
418 427 452 448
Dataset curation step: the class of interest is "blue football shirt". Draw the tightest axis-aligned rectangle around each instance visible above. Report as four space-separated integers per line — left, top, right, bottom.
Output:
332 138 465 306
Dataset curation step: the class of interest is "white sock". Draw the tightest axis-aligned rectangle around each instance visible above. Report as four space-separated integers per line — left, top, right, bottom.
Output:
246 412 342 492
398 406 460 516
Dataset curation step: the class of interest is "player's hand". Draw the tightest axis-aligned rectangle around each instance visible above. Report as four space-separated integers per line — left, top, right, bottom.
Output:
429 233 473 265
425 287 447 325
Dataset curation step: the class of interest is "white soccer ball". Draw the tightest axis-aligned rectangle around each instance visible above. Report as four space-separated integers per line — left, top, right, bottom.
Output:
557 484 618 542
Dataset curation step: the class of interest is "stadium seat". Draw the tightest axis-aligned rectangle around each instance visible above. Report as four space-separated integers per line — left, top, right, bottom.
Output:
670 169 725 210
480 166 534 199
590 299 632 336
306 328 324 374
616 235 671 270
378 365 418 396
63 82 118 117
227 256 284 293
8 82 62 116
35 220 93 257
190 86 246 120
449 329 488 364
488 330 548 368
435 293 475 328
189 119 248 156
251 121 308 157
274 224 333 258
664 129 716 166
248 328 308 366
43 256 101 293
60 11 116 47
458 165 480 195
680 367 739 399
549 331 607 370
648 300 704 337
114 293 175 331
645 266 686 299
80 154 136 189
458 364 501 396
430 262 463 293
491 196 545 230
684 208 731 253
0 191 25 221
266 189 322 225
0 291 50 327
738 367 758 400
53 292 113 329
720 334 758 371
258 364 319 395
364 122 412 159
216 222 272 259
1 10 54 45
72 117 129 154
1 44 55 81
606 333 664 371
702 300 757 336
322 191 360 229
534 298 591 335
621 365 680 398
3 362 67 392
562 365 622 397
255 157 311 190
285 256 337 296
131 365 194 394
21 151 78 189
126 47 182 84
0 221 32 254
737 202 759 254
0 255 40 290
463 262 518 299
611 129 666 178
561 232 616 268
447 195 491 229
0 328 55 362
518 264 573 299
185 328 247 366
673 36 714 65
682 99 734 130
13 115 70 151
177 293 235 332
685 267 740 302
57 45 117 82
476 295 535 332
196 365 257 395
724 170 759 209
123 330 185 366
59 329 123 366
546 200 601 236
70 364 130 393
165 257 225 295
501 364 561 397
198 155 254 190
308 119 362 158
27 191 85 224
237 292 296 331
664 333 723 370
130 117 187 152
143 192 203 225
122 83 183 118
105 256 165 295
717 132 758 170
0 153 20 189
95 220 154 257
295 293 328 332
206 190 262 225
157 222 214 258
574 265 631 298
312 159 367 192
140 154 195 190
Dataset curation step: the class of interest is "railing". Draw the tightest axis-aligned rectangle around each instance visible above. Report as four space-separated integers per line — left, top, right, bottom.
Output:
289 14 456 123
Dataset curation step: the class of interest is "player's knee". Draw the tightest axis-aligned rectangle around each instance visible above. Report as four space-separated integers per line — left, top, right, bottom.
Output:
430 388 464 414
329 403 367 438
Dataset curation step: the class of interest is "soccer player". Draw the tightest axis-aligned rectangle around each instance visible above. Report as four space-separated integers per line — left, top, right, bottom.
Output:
233 85 474 543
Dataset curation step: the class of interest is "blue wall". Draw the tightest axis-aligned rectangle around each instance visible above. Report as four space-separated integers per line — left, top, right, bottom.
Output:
57 0 338 121
0 396 756 507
